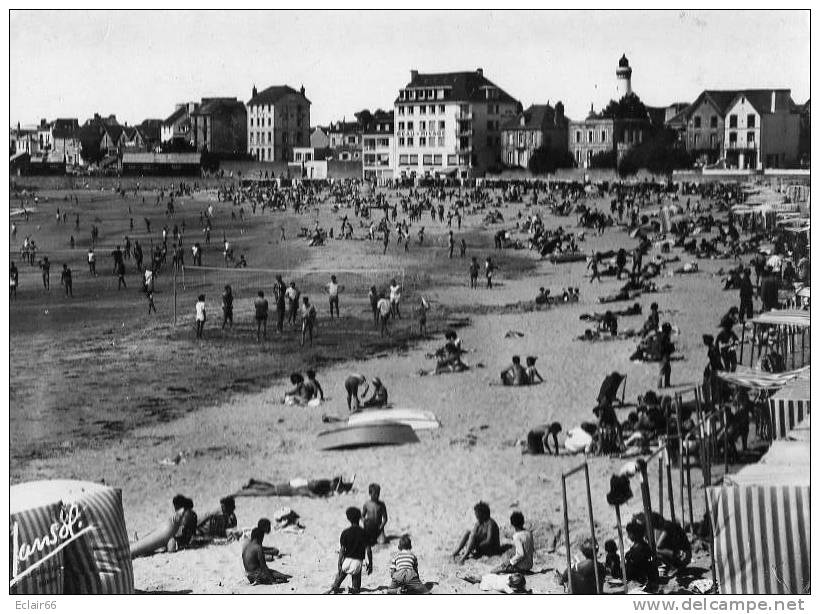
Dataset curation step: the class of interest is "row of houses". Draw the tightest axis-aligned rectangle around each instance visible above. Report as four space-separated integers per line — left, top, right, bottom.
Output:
11 54 810 178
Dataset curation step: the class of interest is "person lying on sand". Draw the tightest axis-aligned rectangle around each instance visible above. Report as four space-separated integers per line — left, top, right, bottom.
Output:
458 572 530 594
243 526 291 585
196 496 237 539
500 355 527 386
452 501 502 563
130 494 197 558
522 422 562 455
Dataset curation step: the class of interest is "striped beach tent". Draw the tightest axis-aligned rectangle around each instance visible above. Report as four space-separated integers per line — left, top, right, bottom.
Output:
768 376 810 439
10 480 134 594
707 441 810 594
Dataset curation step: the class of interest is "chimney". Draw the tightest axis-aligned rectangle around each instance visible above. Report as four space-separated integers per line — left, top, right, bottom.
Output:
300 84 305 96
252 84 258 98
410 69 418 81
555 101 565 124
770 91 776 113
476 68 483 77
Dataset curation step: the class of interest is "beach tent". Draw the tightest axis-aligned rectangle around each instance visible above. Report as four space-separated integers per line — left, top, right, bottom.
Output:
707 440 810 594
768 372 810 439
10 480 134 594
714 365 809 390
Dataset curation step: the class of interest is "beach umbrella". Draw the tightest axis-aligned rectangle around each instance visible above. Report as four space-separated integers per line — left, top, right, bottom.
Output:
606 469 634 594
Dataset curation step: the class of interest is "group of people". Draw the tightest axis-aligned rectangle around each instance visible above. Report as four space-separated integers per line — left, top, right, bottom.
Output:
500 355 543 386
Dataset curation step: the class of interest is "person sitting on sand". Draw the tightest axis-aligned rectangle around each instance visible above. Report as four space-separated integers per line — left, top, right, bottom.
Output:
535 287 551 306
283 372 310 405
624 519 659 588
326 507 372 594
500 355 527 386
493 511 534 574
362 483 388 546
433 332 469 374
362 377 388 408
647 512 692 570
559 537 605 594
243 526 291 585
303 369 324 402
452 501 502 563
130 494 198 558
196 496 237 539
524 356 544 384
388 534 429 594
641 302 660 337
599 311 618 336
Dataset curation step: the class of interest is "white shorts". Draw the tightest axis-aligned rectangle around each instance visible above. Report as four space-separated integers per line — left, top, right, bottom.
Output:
341 558 363 575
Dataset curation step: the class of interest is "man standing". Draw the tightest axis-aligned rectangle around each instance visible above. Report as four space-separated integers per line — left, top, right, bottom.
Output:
87 247 97 276
60 264 73 297
254 291 269 342
39 256 51 290
469 257 479 289
448 230 455 259
274 275 287 333
389 279 402 319
10 261 19 299
326 275 341 319
739 268 755 323
658 323 674 389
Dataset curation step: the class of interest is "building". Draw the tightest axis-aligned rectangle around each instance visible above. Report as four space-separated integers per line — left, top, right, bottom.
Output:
121 152 202 176
672 89 801 169
616 54 633 99
137 119 163 152
501 102 569 169
310 126 330 149
327 120 362 160
10 124 40 156
246 84 311 162
161 102 198 145
393 68 520 179
190 97 247 154
362 110 395 182
51 118 81 165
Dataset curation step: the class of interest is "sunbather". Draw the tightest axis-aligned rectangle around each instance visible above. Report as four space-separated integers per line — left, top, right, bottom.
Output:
243 526 291 585
130 494 198 558
196 496 237 539
452 501 502 563
500 355 526 386
524 356 544 384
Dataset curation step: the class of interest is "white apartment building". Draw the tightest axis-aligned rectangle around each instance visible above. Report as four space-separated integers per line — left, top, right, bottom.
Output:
393 69 519 179
362 110 394 182
246 85 311 162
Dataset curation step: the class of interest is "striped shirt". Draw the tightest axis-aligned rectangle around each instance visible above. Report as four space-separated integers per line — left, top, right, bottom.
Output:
390 550 418 572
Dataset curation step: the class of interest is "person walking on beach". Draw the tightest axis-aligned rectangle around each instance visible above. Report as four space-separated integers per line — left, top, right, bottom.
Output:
193 294 207 339
116 259 127 290
39 256 51 290
300 296 317 347
588 252 601 283
469 257 479 289
377 295 392 337
448 230 455 258
657 323 674 388
147 289 157 315
10 261 19 299
484 256 496 289
88 247 97 276
326 275 341 319
738 268 754 323
389 279 402 319
274 275 287 333
221 285 234 330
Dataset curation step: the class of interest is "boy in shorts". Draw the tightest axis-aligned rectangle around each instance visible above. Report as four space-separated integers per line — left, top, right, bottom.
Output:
362 483 388 546
326 507 372 594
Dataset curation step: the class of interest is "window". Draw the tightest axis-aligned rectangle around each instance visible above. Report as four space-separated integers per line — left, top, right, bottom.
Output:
487 120 493 130
747 131 755 144
427 89 434 98
250 118 254 127
409 154 418 164
438 137 445 147
408 106 414 115
694 116 702 129
439 121 445 130
710 133 717 148
486 137 493 147
407 122 414 131
399 137 405 146
429 105 435 114
575 130 581 143
407 137 414 146
398 107 405 116
729 132 737 143
447 154 458 165
587 130 593 142
420 105 426 115
398 122 405 130
576 150 581 163
747 114 756 128
423 154 433 165
399 154 409 165
710 116 718 128
694 134 700 147
729 115 738 128
601 130 607 142
420 121 426 130
434 154 442 165
268 118 271 126
419 137 427 147
439 105 445 113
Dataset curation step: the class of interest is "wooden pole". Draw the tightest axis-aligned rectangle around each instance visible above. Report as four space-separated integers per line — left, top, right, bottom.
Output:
658 454 664 518
739 322 746 364
723 407 729 476
173 265 177 327
637 461 657 556
665 447 676 524
561 474 573 594
676 396 685 525
614 505 629 595
583 463 601 595
686 440 695 531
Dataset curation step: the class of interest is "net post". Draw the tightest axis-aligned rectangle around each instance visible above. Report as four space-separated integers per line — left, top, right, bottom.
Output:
173 265 177 327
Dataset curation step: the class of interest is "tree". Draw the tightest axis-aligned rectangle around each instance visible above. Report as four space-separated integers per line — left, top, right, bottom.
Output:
354 109 373 128
618 128 694 176
601 92 649 121
160 138 197 153
80 140 103 164
527 147 575 174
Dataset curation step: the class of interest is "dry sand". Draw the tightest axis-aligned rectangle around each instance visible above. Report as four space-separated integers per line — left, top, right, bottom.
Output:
13 186 738 593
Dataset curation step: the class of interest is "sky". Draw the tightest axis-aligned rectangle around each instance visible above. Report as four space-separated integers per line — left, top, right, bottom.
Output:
9 10 810 127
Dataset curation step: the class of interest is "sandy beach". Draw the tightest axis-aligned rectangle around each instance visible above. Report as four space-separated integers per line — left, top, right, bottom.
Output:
10 181 743 594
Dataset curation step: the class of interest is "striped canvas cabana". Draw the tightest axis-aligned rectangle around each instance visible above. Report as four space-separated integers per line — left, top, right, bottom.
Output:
768 374 811 439
707 441 810 594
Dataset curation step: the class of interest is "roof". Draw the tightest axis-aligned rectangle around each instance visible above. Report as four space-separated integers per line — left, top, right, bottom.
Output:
750 309 811 328
196 98 246 115
163 106 188 126
51 118 79 139
682 89 795 121
138 119 163 142
328 121 360 133
122 152 202 165
502 104 567 131
247 85 311 106
397 70 518 105
104 124 124 142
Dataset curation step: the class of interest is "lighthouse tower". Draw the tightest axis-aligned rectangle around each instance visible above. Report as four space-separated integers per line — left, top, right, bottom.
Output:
616 54 632 99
